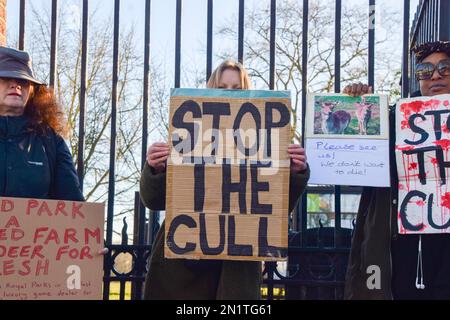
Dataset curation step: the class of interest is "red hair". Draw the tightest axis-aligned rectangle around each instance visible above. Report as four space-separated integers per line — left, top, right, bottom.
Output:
24 85 68 137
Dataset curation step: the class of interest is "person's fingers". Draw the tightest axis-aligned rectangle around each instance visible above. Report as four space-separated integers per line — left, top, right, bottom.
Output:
147 143 169 156
343 85 351 95
362 84 369 94
156 155 169 163
355 82 362 96
148 157 168 168
291 158 307 171
149 150 170 160
148 155 169 168
98 248 109 255
356 83 363 95
147 150 168 165
292 158 306 165
149 159 168 169
351 83 358 96
152 142 169 147
288 147 306 155
150 146 170 153
345 82 371 97
289 154 307 162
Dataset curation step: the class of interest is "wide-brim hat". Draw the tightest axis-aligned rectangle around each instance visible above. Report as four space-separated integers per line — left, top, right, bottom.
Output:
0 46 44 85
412 40 450 63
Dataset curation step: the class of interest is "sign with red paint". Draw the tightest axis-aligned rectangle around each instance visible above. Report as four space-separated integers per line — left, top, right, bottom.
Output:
396 94 450 234
0 197 104 300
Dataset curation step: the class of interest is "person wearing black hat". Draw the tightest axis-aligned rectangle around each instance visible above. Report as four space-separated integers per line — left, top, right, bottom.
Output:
0 46 84 201
343 40 450 300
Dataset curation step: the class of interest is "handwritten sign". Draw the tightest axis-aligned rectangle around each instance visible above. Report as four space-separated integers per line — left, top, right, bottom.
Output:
305 93 390 187
396 94 450 234
165 88 291 261
0 197 104 300
306 138 390 187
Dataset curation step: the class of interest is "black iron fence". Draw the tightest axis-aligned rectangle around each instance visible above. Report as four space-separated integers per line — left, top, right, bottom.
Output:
409 0 450 94
9 0 446 300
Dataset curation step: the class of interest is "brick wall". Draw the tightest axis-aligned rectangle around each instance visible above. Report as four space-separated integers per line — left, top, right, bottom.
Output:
0 0 6 46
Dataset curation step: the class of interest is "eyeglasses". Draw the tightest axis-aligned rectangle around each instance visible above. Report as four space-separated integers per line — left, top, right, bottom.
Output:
415 58 450 80
0 77 31 87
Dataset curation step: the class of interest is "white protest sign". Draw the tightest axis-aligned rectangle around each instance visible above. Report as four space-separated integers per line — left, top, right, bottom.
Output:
305 93 390 187
306 138 390 187
396 94 450 234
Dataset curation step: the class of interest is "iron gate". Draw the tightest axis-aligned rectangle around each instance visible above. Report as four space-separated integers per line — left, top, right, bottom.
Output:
8 0 447 300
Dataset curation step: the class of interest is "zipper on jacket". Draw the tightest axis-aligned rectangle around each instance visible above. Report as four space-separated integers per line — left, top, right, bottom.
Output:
3 116 8 195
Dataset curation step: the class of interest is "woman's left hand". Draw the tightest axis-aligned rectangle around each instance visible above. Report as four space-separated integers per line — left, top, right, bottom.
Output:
288 144 307 173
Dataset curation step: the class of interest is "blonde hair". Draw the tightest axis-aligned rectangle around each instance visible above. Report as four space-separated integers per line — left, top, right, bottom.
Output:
207 59 252 89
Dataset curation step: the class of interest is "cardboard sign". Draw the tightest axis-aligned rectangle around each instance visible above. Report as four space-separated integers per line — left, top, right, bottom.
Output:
165 88 291 261
396 94 450 234
0 197 104 300
305 93 390 187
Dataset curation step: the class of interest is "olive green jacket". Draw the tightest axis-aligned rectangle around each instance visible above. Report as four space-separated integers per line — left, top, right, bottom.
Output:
140 162 310 300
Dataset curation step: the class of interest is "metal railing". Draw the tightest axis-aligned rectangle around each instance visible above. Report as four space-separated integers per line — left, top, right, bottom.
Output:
9 0 443 300
409 0 450 94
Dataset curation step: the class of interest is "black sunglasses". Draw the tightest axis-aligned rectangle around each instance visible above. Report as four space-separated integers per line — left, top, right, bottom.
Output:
415 58 450 80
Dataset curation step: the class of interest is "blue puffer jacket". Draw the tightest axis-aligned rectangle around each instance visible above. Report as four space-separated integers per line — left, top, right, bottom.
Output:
0 115 84 201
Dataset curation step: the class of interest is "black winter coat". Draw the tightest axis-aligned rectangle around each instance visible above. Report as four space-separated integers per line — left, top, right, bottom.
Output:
0 115 83 201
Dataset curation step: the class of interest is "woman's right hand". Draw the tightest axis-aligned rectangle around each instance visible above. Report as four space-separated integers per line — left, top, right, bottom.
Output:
146 142 170 174
343 82 373 97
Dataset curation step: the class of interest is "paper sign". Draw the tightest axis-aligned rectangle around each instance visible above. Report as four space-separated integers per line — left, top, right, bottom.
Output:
396 94 450 234
306 138 390 187
0 197 105 300
165 88 291 261
305 93 390 187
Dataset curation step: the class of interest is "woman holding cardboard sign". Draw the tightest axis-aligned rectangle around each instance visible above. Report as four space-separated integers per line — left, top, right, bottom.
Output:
0 46 109 260
140 60 310 300
344 41 450 300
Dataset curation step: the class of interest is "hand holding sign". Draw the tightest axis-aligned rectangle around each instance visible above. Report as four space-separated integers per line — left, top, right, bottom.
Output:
147 142 170 174
343 82 373 97
288 144 307 173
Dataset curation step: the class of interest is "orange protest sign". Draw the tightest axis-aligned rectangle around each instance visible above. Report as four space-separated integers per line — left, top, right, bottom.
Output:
0 197 104 300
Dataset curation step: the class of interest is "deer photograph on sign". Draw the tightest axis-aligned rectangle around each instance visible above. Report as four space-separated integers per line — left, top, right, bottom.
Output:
0 197 105 300
165 88 291 262
395 94 450 234
307 94 388 138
